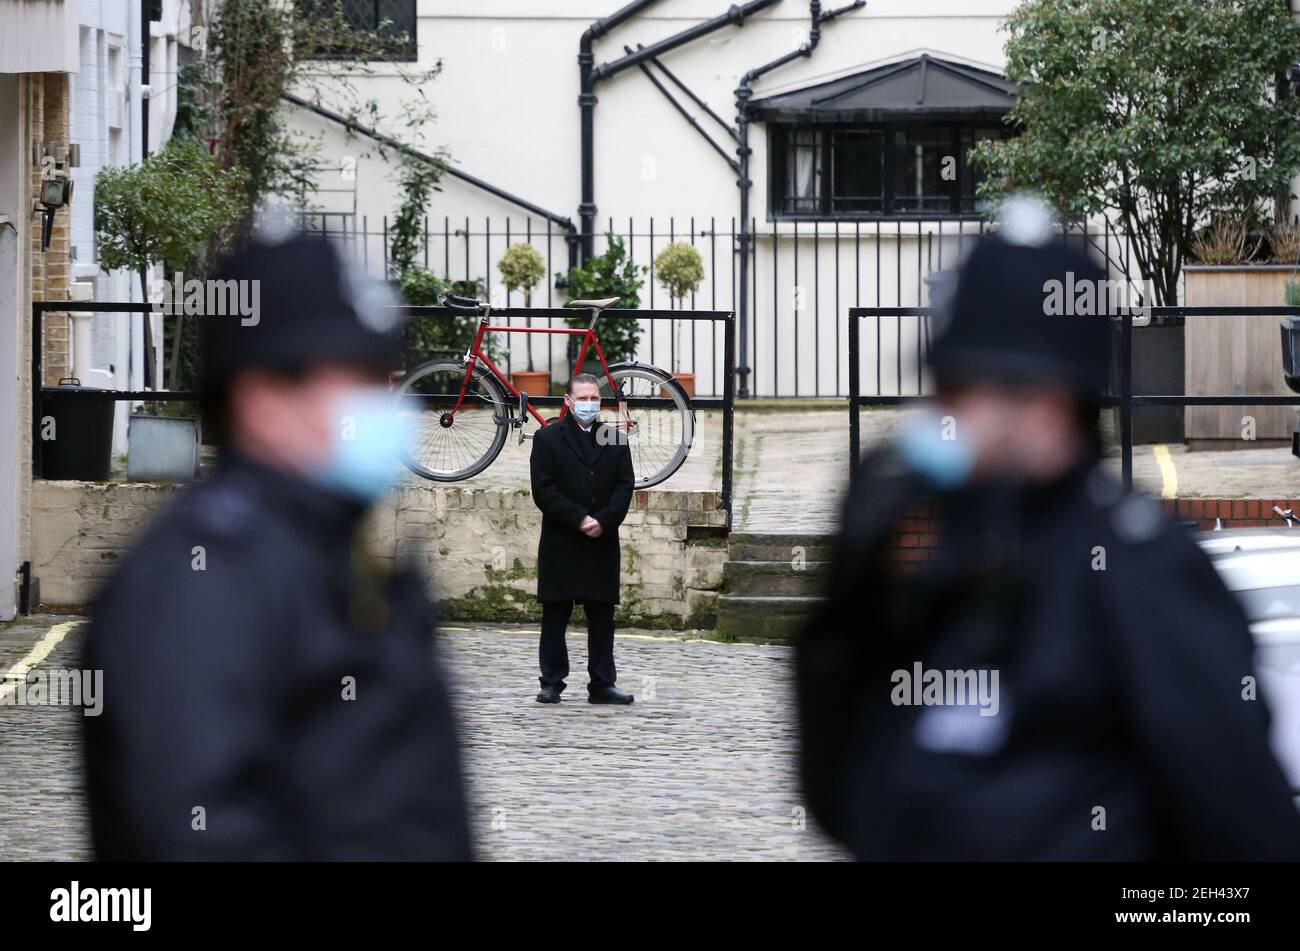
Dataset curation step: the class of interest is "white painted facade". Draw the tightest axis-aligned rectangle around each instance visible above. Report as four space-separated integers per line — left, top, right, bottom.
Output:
286 0 1026 397
70 0 194 453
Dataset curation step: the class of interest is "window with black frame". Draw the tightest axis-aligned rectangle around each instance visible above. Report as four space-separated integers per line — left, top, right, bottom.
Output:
300 0 417 61
769 122 1009 219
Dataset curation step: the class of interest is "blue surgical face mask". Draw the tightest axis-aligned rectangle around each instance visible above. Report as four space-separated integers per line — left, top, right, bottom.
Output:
570 398 601 425
896 410 976 489
311 385 409 502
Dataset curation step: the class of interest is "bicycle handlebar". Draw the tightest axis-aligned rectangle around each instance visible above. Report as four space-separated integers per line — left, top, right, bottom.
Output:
439 291 485 315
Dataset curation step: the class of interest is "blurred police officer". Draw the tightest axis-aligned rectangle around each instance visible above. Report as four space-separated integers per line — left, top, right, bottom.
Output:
797 197 1300 860
82 231 472 860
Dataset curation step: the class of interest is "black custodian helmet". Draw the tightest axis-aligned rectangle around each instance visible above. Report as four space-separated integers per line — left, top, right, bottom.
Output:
928 197 1114 399
199 231 401 398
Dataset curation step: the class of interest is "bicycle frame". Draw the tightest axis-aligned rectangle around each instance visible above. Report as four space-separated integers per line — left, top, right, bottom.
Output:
446 312 625 428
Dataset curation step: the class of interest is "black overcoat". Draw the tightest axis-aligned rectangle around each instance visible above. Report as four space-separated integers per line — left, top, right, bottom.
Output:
530 413 635 604
82 454 472 860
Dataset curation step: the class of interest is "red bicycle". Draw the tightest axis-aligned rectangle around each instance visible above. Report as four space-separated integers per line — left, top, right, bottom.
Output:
396 293 695 487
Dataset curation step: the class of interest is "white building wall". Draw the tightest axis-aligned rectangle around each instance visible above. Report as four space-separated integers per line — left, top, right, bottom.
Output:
285 1 1026 396
284 1 1276 397
295 0 1015 224
70 0 191 449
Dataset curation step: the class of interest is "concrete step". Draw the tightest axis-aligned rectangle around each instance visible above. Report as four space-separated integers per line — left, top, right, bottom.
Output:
727 531 837 563
722 559 828 597
715 594 825 644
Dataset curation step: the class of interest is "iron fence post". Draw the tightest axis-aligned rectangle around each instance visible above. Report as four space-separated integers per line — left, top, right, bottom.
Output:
1121 310 1133 489
848 307 860 479
722 310 736 523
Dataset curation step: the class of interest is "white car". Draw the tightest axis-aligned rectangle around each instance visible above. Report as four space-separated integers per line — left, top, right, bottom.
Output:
1207 546 1300 622
1196 530 1300 794
1196 526 1300 558
1250 618 1300 793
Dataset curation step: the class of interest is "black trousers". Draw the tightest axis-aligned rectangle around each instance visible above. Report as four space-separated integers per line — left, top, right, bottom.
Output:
539 600 616 693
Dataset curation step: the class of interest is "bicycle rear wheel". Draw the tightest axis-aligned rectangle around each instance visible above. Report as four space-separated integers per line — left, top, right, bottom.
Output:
397 360 509 481
597 363 694 489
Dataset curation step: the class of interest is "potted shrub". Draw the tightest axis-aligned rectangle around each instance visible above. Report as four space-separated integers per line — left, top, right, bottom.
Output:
560 233 646 393
498 243 549 396
397 268 490 369
653 242 704 397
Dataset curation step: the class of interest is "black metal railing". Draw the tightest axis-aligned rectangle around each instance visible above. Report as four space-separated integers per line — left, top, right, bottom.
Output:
31 301 737 517
847 305 1300 489
300 212 1138 399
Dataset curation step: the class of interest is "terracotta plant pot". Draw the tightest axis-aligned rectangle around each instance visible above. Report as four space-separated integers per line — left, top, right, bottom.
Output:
510 370 551 399
662 372 695 399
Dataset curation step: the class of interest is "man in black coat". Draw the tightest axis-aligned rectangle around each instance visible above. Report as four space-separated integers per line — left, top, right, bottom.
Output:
797 199 1300 860
529 372 636 704
82 233 472 860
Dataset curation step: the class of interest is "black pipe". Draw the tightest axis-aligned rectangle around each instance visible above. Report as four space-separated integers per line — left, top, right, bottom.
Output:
141 0 149 162
636 46 738 141
595 0 783 82
580 0 663 261
281 92 580 270
579 0 780 261
630 47 739 172
734 0 864 396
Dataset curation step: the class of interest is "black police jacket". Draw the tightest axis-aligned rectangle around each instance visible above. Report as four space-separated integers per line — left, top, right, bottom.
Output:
797 449 1300 860
82 454 472 860
530 413 635 604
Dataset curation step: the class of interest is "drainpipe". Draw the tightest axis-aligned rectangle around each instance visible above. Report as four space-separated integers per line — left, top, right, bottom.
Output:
580 0 782 262
141 0 151 161
733 1 864 396
580 1 663 262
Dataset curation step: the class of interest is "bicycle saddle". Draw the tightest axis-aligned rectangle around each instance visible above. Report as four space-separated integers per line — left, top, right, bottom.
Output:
566 297 620 309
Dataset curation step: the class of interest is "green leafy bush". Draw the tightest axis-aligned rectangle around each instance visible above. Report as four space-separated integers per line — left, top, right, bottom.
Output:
561 233 646 366
972 0 1300 304
398 268 491 364
95 137 245 389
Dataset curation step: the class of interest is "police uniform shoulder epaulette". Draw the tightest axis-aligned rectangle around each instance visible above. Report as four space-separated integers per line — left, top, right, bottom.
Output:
1084 466 1165 545
1108 492 1166 545
185 473 260 540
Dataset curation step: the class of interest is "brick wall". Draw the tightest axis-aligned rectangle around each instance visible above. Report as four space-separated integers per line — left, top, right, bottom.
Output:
1163 498 1300 531
29 72 71 386
880 501 943 567
29 482 729 628
879 497 1291 562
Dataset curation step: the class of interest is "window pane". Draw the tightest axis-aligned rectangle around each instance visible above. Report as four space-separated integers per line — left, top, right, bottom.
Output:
830 130 883 213
783 130 822 215
960 128 1002 214
302 0 417 61
891 127 952 213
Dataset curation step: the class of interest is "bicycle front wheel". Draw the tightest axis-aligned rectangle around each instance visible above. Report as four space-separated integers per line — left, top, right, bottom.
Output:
397 360 509 481
597 363 694 489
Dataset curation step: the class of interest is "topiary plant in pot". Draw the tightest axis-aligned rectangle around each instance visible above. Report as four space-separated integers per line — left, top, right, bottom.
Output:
498 242 549 393
653 242 705 397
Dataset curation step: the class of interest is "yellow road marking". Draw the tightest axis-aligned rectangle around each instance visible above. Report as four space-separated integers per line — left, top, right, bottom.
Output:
1152 444 1178 499
0 620 80 702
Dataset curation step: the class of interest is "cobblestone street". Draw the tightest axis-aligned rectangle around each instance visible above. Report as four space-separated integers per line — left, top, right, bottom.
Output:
0 615 846 862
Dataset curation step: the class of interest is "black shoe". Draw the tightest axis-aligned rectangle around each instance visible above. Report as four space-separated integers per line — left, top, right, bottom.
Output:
537 685 563 704
588 685 634 705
